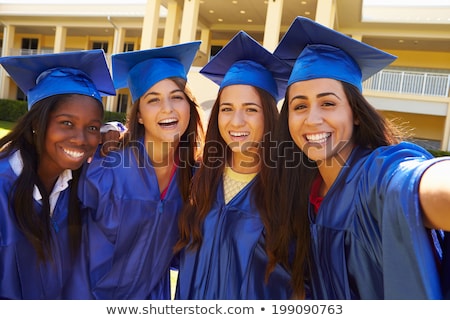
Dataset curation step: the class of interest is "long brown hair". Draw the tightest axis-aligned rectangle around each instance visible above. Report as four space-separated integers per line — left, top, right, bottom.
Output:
174 86 278 253
264 81 402 298
121 77 204 201
0 94 103 263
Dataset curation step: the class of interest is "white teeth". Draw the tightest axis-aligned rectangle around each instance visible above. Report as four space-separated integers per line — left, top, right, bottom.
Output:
230 131 249 137
159 118 177 124
63 149 84 158
306 133 330 143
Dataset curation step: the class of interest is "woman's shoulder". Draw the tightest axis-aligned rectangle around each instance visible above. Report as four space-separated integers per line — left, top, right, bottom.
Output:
0 152 18 179
371 142 433 161
0 155 11 173
345 142 434 181
0 155 21 246
87 144 137 169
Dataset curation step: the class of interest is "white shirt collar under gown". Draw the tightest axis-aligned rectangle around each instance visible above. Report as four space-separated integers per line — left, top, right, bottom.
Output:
9 150 72 216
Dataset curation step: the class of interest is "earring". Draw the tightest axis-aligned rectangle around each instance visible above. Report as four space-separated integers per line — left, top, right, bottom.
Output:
32 129 36 134
138 118 143 124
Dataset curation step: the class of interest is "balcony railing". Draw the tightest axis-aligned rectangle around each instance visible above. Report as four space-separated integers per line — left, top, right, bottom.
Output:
7 48 55 55
1 47 449 99
363 69 450 97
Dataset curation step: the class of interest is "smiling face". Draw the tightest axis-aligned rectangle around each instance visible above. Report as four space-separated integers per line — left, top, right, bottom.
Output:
40 94 102 179
137 78 190 146
287 78 356 167
218 84 264 170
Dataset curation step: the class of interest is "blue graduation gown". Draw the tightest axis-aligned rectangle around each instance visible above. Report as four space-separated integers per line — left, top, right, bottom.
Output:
176 176 292 300
65 140 182 299
308 142 446 299
0 155 73 299
441 231 450 299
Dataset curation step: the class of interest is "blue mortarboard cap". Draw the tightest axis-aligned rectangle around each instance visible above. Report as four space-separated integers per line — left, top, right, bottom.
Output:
273 17 397 91
112 41 201 103
200 31 291 101
0 49 116 110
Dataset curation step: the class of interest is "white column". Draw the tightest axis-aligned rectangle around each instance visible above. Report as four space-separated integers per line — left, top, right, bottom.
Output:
106 27 126 112
53 26 67 53
315 0 336 28
443 101 450 151
1 24 15 100
111 27 126 54
163 0 182 46
179 0 200 43
263 0 284 51
1 24 14 57
352 34 363 42
105 95 117 112
140 0 161 49
200 28 211 61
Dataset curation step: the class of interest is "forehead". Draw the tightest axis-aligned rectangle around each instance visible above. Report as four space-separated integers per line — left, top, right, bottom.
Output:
51 95 102 117
288 78 346 98
220 84 261 101
145 78 181 93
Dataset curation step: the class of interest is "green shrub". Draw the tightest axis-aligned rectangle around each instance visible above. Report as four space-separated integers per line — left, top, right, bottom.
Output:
428 149 450 157
0 98 126 125
104 110 127 124
0 99 27 122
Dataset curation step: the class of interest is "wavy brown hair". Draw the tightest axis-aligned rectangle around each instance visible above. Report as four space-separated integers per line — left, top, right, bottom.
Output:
121 77 204 201
174 87 279 253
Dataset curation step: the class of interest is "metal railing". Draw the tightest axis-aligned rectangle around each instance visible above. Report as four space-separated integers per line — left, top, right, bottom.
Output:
7 48 55 55
363 69 450 97
1 47 449 99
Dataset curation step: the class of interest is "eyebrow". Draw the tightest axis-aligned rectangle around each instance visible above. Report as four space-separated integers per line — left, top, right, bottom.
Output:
317 92 341 100
289 92 341 104
54 113 102 124
54 113 79 119
142 88 184 99
219 101 262 108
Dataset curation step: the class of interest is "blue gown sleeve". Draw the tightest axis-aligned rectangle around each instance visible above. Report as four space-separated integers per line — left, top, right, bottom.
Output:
69 145 182 299
364 142 444 299
308 142 447 299
440 231 450 299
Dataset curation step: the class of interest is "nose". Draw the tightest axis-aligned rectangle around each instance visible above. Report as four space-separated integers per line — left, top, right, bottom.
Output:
304 105 323 125
230 109 245 127
161 97 174 113
70 127 88 145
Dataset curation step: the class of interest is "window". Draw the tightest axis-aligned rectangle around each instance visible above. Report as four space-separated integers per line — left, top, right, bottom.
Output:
117 94 129 113
210 45 223 58
16 88 26 102
21 38 38 55
92 41 109 53
123 42 135 52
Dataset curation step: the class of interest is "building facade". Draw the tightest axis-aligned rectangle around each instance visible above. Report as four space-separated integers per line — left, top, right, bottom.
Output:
0 0 449 150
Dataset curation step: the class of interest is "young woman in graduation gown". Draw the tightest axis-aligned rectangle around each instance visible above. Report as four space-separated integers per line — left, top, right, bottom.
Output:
65 42 204 299
0 50 115 299
174 32 293 300
265 17 450 300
